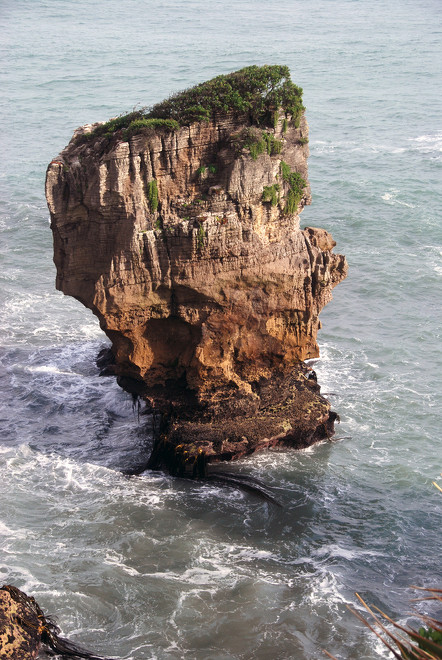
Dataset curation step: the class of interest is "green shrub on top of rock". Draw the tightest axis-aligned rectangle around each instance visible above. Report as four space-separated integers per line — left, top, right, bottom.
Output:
149 65 304 127
78 65 304 143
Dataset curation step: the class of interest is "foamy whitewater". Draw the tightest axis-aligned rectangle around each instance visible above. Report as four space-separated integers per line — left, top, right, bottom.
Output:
0 1 441 658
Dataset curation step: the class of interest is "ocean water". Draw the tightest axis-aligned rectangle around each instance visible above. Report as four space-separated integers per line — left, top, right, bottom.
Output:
0 1 441 658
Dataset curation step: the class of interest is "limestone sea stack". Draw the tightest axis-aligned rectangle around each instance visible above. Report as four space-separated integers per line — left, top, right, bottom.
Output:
45 66 348 475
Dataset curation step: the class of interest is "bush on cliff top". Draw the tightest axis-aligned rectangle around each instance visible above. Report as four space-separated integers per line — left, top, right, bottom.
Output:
123 118 180 139
79 65 304 142
148 65 304 126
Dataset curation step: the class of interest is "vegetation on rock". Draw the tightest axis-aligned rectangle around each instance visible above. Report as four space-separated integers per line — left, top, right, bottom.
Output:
149 65 303 127
241 128 283 160
147 180 159 213
123 118 180 139
196 224 206 250
196 164 217 177
77 65 304 143
262 184 280 206
280 160 307 214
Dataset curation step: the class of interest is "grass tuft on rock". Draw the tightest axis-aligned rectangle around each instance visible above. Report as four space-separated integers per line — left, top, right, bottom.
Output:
262 184 280 206
147 180 159 213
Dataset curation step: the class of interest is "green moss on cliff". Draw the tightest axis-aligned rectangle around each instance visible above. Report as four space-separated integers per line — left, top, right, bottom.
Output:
123 118 180 139
244 129 283 160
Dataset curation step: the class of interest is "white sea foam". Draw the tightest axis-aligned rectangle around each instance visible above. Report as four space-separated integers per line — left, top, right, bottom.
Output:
147 566 233 587
25 364 80 376
2 444 114 494
311 574 343 601
313 544 385 561
104 551 141 576
1 291 104 348
409 132 442 155
313 133 442 160
0 521 21 536
381 188 414 207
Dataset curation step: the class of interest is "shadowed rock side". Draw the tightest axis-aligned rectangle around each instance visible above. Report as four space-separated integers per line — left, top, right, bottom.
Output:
46 99 347 472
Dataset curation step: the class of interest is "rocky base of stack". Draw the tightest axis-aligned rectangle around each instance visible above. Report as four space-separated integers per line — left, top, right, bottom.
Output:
113 361 337 477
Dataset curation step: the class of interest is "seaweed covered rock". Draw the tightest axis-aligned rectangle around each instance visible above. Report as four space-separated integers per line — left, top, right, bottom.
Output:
46 65 348 471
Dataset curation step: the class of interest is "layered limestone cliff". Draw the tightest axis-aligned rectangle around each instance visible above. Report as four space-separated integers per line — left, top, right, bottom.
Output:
46 67 348 474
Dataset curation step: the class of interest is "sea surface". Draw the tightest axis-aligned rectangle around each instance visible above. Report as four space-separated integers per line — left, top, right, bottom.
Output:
0 1 441 658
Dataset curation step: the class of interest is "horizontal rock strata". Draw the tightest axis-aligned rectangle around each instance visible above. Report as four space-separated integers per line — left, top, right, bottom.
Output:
46 77 347 473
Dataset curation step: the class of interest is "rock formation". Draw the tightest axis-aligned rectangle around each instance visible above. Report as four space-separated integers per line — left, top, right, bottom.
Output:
45 66 348 475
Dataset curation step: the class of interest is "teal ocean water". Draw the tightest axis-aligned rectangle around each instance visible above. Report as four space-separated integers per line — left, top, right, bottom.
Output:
1 1 441 658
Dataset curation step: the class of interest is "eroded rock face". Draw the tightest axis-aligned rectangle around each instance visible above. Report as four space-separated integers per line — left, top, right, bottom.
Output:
46 111 347 469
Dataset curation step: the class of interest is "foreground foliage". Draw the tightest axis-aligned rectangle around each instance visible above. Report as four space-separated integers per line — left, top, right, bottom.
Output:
325 588 442 660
